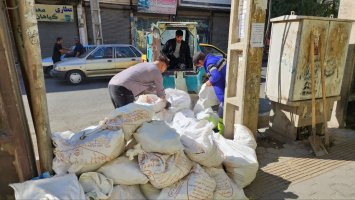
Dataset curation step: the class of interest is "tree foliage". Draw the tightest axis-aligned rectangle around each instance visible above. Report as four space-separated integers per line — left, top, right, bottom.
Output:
270 0 340 18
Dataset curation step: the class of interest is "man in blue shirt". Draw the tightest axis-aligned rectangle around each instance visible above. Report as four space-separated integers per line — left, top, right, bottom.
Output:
73 37 85 57
193 52 226 133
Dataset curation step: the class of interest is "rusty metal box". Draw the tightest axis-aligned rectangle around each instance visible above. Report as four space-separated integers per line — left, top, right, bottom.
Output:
266 15 353 104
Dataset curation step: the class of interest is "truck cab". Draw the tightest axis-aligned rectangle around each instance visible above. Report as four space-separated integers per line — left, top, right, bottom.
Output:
146 22 203 93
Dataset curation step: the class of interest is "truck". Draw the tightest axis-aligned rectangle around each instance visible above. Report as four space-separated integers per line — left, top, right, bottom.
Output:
146 21 226 93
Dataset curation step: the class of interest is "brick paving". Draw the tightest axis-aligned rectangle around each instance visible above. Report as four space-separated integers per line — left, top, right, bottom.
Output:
245 128 355 200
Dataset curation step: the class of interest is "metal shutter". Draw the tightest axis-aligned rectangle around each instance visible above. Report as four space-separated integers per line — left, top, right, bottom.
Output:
211 12 230 52
38 21 78 58
86 7 130 45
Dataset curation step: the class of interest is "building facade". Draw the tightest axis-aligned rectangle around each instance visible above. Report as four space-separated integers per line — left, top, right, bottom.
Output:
35 0 230 57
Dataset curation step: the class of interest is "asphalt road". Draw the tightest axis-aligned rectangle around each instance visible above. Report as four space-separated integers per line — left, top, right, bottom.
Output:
22 65 269 134
22 76 114 133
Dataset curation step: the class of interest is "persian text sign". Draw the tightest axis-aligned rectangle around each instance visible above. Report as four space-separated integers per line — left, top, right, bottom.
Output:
179 0 230 9
138 0 177 15
35 4 74 22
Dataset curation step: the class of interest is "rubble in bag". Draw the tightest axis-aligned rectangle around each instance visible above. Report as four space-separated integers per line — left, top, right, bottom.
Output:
79 172 114 200
138 151 194 189
193 83 219 114
158 164 216 200
234 124 257 150
214 133 259 188
205 167 248 200
165 88 191 113
135 94 166 113
97 156 149 185
140 183 162 200
134 121 184 154
10 174 86 199
52 126 125 172
108 185 146 200
103 103 154 140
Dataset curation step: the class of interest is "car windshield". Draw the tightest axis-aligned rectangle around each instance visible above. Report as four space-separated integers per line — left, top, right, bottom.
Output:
78 47 96 58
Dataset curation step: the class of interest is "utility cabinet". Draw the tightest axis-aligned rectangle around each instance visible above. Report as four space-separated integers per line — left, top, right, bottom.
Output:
266 15 352 104
266 15 353 141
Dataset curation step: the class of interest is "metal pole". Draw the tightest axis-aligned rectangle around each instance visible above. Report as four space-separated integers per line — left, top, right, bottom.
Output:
6 0 52 172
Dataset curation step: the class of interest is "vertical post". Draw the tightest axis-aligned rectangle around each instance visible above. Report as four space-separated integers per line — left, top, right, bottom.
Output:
90 0 103 44
77 1 88 45
0 3 37 195
224 0 267 138
6 0 52 172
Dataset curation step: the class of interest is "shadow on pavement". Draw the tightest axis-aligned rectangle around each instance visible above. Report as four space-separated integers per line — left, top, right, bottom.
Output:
245 170 298 200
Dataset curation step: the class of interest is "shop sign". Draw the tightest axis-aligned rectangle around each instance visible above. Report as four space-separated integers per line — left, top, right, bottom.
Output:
138 0 177 15
35 4 74 22
179 0 231 9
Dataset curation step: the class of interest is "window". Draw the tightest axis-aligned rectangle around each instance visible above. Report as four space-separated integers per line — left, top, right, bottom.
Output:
88 47 113 59
115 47 136 58
130 46 142 57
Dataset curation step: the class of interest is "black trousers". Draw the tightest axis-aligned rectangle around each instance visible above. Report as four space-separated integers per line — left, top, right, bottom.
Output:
108 85 135 108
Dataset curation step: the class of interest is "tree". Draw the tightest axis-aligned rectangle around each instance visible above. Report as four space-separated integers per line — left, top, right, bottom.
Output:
270 0 339 18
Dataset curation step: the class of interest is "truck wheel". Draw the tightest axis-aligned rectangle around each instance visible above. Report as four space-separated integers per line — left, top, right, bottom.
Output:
66 70 85 85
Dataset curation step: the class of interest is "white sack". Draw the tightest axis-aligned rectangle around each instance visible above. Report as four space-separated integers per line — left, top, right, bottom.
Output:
10 174 85 200
139 151 193 189
108 185 146 200
79 172 113 200
205 167 248 200
196 108 219 128
193 83 219 113
234 124 257 150
158 164 216 200
68 163 103 175
180 120 224 167
53 157 103 175
165 88 191 113
104 103 154 140
97 156 149 185
136 94 166 113
135 121 184 154
52 157 70 176
153 109 175 123
171 110 199 133
140 183 162 200
52 126 125 165
214 133 259 188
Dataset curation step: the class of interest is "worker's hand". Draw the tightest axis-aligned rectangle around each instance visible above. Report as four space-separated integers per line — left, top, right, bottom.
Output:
206 80 212 86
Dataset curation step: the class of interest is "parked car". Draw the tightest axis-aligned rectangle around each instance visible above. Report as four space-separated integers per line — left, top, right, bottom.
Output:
51 44 143 84
42 45 97 76
199 43 226 58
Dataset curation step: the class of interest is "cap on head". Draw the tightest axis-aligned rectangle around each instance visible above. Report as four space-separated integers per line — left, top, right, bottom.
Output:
193 51 206 66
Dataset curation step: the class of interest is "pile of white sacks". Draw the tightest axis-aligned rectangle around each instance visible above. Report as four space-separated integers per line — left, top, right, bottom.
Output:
10 87 258 200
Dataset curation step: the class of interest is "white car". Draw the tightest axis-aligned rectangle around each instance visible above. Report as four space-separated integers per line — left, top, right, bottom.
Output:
51 44 143 84
42 45 97 76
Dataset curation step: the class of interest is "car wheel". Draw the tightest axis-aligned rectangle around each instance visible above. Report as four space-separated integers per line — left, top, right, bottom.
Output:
66 70 85 85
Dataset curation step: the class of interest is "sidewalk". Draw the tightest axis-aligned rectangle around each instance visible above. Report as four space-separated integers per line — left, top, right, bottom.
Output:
245 128 355 199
